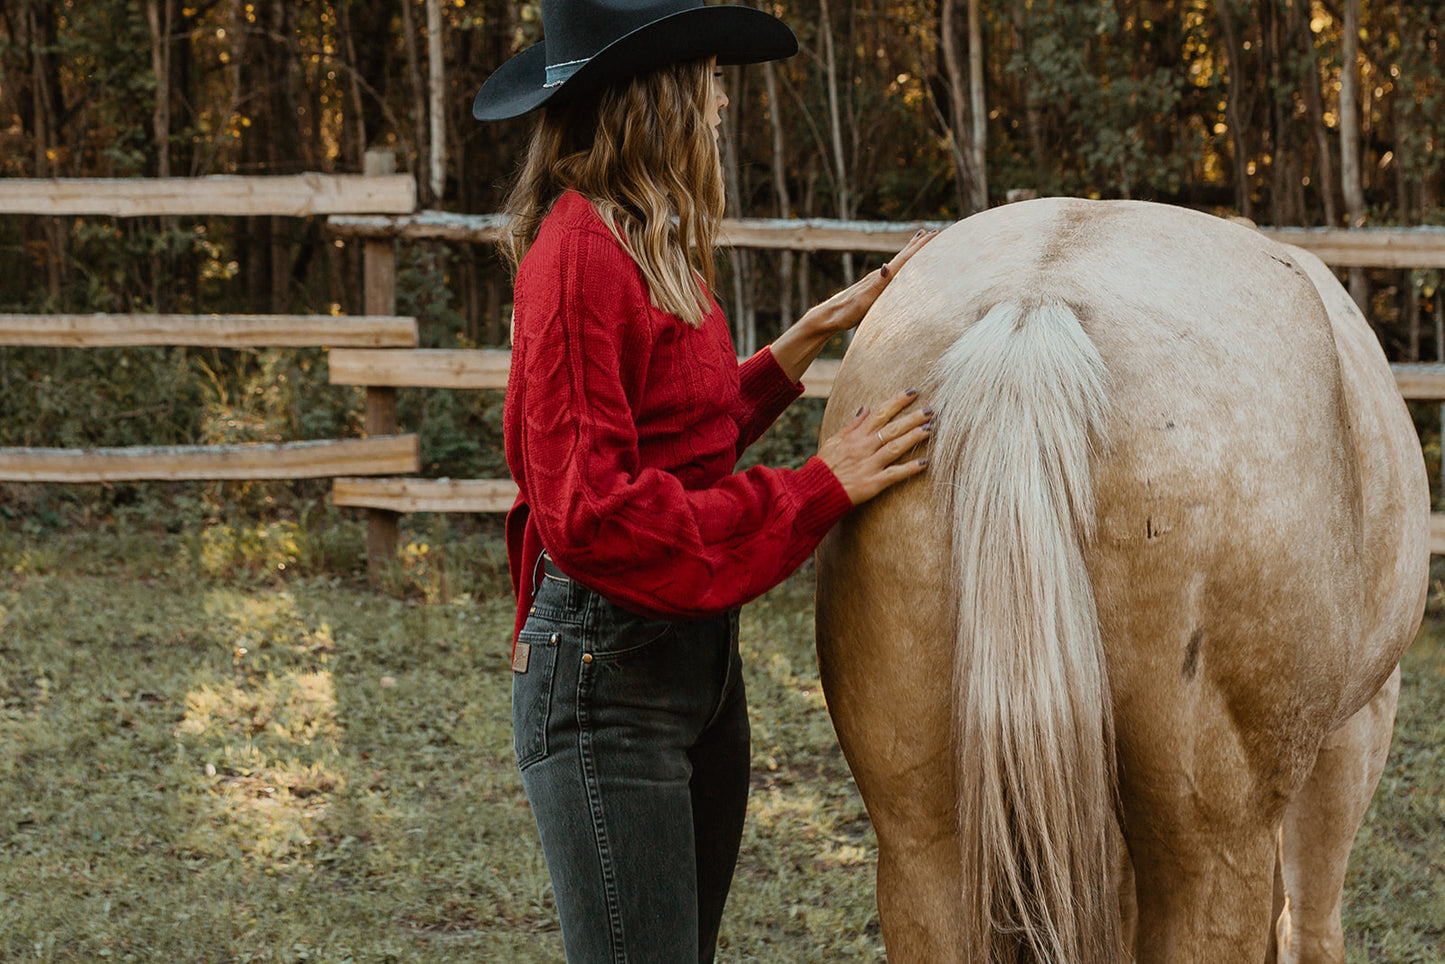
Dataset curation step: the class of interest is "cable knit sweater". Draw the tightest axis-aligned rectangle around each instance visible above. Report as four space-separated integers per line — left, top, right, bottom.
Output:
503 190 854 641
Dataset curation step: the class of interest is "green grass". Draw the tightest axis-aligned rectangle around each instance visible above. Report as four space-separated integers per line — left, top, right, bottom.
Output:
0 525 879 962
1344 622 1445 963
0 524 1440 962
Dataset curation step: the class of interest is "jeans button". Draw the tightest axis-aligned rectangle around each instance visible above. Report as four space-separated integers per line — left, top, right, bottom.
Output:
582 653 593 664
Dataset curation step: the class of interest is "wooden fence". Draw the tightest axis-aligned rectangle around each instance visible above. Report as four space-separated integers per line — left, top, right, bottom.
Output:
5 165 1445 563
325 211 1445 556
0 152 421 569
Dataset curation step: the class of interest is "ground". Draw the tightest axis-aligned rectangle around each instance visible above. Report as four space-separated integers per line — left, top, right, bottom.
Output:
0 524 1440 962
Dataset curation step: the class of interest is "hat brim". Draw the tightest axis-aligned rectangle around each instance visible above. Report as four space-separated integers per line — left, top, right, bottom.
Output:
473 6 797 121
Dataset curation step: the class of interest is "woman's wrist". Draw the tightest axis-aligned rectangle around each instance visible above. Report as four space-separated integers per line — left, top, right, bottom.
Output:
770 311 835 383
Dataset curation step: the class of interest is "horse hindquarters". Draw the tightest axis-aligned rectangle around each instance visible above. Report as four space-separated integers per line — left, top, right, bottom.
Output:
818 198 1424 964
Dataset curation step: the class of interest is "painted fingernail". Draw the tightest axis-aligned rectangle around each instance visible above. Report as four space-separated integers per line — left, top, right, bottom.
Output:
880 262 891 279
856 406 865 416
914 228 926 238
917 456 930 467
922 422 933 433
904 387 918 396
922 407 934 417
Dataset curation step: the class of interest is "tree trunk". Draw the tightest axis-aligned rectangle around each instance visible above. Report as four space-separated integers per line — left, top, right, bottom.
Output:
1010 0 1046 194
339 0 368 168
762 59 795 330
401 0 431 204
1215 0 1253 220
1397 159 1420 361
966 0 988 210
146 0 173 178
940 0 987 215
1339 0 1368 308
26 0 66 304
426 0 446 202
818 0 855 283
940 0 969 213
1296 2 1339 227
722 66 757 356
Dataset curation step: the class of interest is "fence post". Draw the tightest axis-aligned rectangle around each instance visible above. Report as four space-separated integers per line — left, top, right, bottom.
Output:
363 148 402 576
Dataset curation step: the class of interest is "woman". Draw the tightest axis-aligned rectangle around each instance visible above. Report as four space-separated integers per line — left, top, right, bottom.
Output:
473 2 935 960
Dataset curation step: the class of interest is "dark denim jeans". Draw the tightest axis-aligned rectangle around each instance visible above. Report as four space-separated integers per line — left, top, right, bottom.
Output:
513 568 750 964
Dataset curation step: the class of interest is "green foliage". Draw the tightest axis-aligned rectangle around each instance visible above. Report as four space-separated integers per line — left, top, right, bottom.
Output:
0 346 206 447
739 397 829 472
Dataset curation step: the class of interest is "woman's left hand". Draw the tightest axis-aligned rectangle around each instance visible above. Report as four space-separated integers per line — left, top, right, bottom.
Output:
798 227 940 338
769 227 941 384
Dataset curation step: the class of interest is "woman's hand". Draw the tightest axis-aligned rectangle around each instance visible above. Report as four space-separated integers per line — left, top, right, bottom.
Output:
818 388 932 505
770 227 941 383
800 227 940 339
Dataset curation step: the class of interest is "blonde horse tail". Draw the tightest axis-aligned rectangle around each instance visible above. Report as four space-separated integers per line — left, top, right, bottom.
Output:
930 301 1121 963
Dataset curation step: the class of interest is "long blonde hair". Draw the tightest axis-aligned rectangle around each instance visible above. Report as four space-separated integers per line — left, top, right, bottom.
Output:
501 60 725 327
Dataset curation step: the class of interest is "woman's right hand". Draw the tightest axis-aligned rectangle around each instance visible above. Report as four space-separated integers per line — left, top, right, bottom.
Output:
817 388 932 505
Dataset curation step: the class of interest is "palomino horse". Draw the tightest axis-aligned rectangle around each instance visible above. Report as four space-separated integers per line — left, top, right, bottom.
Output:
815 198 1427 963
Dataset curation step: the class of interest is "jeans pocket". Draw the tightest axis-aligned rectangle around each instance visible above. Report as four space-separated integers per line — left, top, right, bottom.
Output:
512 627 560 771
590 602 678 658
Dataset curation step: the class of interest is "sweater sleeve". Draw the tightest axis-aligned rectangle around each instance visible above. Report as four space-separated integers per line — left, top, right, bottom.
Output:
513 228 854 620
730 347 805 453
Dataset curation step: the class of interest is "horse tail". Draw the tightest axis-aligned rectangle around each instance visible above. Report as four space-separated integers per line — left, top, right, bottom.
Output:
929 300 1121 963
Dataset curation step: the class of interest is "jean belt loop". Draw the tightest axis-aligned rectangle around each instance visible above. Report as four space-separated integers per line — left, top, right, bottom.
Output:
538 551 570 584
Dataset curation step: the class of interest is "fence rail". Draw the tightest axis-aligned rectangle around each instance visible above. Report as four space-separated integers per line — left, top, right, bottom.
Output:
328 211 1445 267
7 169 1445 562
0 436 418 483
332 477 517 514
0 174 416 217
0 314 417 348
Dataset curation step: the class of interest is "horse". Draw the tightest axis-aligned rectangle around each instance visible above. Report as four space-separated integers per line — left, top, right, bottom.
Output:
813 197 1428 964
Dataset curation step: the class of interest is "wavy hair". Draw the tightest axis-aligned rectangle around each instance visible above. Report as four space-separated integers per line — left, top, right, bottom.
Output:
500 60 724 327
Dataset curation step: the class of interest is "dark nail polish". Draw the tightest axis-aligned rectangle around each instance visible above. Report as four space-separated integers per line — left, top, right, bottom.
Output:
917 456 930 467
856 406 865 416
904 387 918 396
914 228 926 238
922 407 934 417
922 422 933 433
880 262 891 279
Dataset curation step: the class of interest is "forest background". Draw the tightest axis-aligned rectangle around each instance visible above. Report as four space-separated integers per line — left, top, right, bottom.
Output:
0 0 1443 517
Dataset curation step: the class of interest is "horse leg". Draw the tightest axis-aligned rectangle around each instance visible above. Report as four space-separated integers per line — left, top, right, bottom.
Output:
1113 820 1138 956
1115 682 1297 964
1127 811 1279 963
1269 668 1399 964
815 513 967 962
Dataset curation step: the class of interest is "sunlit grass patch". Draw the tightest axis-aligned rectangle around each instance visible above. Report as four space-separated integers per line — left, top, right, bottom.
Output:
180 671 339 742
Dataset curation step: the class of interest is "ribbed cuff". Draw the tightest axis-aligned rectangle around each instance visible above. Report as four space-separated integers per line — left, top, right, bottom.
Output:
791 456 856 537
741 347 805 414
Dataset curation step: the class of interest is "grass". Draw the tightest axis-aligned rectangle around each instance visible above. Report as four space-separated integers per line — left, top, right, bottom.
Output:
0 522 879 962
1344 620 1445 963
0 521 1440 962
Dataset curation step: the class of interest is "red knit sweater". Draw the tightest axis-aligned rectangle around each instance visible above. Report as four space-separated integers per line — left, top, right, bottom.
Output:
503 190 854 640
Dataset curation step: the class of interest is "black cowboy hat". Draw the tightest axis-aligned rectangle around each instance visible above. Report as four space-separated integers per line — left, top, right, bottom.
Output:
472 0 797 122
